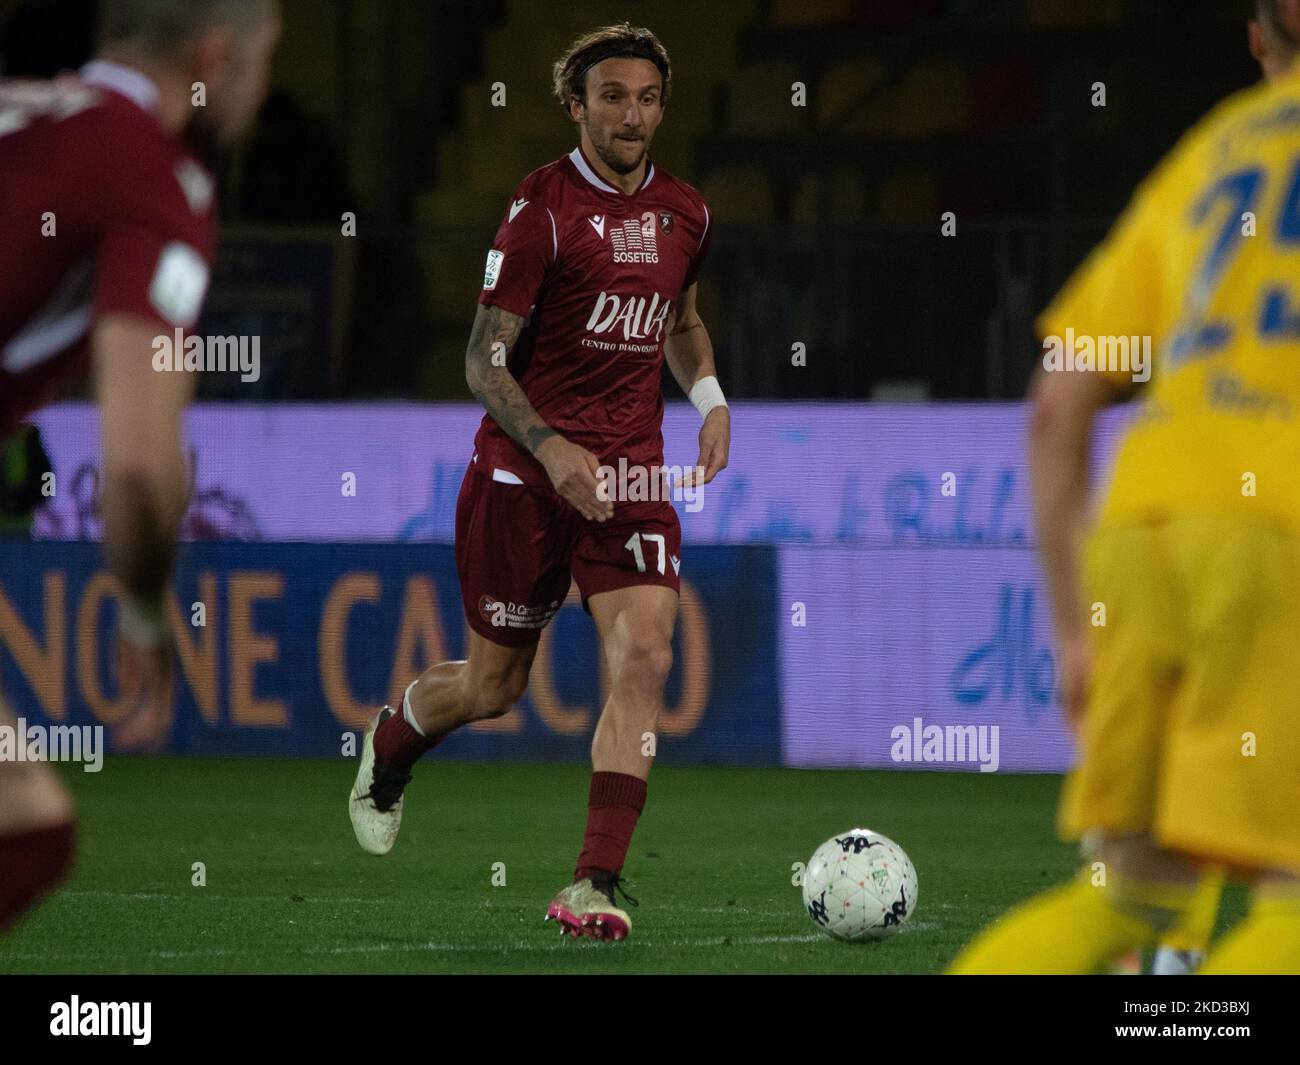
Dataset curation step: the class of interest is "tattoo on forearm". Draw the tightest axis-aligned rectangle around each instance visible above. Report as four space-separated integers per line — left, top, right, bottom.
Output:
524 425 557 452
466 304 555 455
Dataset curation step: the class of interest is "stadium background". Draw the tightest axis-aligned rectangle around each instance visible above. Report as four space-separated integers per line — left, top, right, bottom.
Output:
0 0 1260 770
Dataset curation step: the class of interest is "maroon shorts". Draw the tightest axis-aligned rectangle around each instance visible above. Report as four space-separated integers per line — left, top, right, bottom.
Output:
455 458 682 647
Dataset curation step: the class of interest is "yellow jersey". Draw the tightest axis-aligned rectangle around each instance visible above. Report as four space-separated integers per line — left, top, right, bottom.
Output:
1039 65 1300 534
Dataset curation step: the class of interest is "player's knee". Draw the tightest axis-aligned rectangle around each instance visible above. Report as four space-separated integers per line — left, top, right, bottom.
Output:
613 634 673 693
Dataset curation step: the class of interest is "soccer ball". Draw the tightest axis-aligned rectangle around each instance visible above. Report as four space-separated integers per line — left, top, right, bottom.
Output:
801 828 918 942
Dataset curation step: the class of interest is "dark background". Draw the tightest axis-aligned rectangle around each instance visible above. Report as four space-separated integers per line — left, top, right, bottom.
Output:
0 0 1261 401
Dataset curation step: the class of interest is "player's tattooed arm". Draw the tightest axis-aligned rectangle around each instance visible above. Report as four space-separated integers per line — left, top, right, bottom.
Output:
464 303 556 455
465 303 612 521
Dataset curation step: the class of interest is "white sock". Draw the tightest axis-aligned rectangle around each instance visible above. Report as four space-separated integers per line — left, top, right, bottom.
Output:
401 681 426 736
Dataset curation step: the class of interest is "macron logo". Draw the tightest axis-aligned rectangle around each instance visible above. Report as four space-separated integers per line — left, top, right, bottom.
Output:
589 215 605 239
670 554 681 576
508 198 528 222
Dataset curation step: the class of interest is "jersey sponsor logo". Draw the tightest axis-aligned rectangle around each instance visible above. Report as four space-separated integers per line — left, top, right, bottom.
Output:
589 214 606 239
585 290 672 341
483 248 504 290
609 213 660 263
508 197 528 222
148 241 210 327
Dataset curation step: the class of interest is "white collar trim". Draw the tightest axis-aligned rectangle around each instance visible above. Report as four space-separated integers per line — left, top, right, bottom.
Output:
568 146 655 196
80 60 161 114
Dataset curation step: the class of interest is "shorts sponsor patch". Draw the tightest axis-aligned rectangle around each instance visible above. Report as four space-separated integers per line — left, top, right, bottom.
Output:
483 249 504 290
478 594 561 630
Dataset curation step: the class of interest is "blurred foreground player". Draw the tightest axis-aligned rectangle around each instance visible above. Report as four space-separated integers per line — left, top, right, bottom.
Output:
950 0 1300 974
350 23 729 941
0 0 279 931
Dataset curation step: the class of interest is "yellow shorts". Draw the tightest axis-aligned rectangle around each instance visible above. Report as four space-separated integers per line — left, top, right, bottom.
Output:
1059 515 1300 874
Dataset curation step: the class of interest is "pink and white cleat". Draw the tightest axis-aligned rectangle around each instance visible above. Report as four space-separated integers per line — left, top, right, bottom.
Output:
544 874 637 941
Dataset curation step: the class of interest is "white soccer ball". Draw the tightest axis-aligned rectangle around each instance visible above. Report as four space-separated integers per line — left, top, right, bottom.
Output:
802 828 918 942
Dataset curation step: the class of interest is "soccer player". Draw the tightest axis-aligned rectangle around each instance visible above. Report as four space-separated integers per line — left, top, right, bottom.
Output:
349 23 728 941
0 0 279 932
949 0 1300 975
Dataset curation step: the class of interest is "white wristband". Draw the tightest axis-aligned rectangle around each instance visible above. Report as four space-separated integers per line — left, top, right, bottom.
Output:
689 375 727 420
120 595 166 648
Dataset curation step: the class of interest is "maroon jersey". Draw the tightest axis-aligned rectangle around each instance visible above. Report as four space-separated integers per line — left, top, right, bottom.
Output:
474 145 712 489
0 61 217 439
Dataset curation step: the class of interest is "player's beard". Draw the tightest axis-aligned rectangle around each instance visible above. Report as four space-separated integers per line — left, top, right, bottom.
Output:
590 125 649 176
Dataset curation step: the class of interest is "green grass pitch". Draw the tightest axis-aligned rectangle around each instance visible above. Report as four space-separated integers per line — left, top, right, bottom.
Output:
0 758 1247 974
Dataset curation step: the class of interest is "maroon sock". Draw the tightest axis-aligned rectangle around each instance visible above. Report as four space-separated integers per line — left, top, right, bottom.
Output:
0 819 76 932
372 705 438 773
574 771 647 881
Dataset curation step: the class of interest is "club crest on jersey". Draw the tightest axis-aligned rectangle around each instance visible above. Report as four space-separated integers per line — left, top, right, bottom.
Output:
585 291 672 341
608 212 660 263
658 211 674 234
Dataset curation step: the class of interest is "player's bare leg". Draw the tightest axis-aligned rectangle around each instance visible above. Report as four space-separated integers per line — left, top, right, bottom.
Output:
588 585 677 779
349 630 536 855
546 584 677 940
0 699 76 932
404 629 539 735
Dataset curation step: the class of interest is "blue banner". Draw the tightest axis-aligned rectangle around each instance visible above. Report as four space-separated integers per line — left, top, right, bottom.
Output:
0 542 780 765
